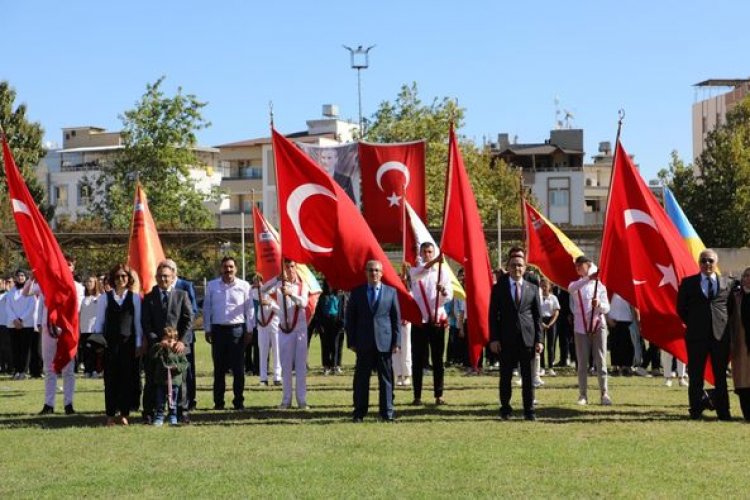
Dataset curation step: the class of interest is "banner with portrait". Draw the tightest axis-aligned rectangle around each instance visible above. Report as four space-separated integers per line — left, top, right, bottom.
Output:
297 142 360 207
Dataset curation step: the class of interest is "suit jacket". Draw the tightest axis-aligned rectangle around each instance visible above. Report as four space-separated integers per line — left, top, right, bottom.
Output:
677 273 732 341
489 274 542 348
141 285 193 346
346 283 401 353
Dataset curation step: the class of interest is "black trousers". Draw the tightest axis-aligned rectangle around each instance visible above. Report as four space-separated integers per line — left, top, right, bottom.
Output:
541 317 557 368
353 349 394 420
29 330 42 377
104 336 138 417
319 316 339 369
11 328 32 374
735 388 750 421
687 334 730 419
0 326 11 372
335 327 345 367
558 316 573 364
499 343 535 416
411 323 446 400
610 321 634 367
186 341 197 408
211 324 246 407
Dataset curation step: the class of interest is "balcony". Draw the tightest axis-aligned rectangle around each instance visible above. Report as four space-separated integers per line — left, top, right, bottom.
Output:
220 177 262 194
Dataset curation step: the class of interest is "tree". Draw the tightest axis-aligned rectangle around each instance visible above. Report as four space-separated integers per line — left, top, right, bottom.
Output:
0 81 51 225
87 77 217 230
365 83 521 228
661 95 750 247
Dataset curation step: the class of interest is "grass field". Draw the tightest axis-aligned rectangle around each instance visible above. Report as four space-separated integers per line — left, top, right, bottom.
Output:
1 336 747 499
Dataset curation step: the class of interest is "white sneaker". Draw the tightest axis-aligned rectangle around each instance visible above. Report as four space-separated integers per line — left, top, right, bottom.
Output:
512 369 519 377
576 396 588 406
402 377 411 386
601 393 612 406
533 379 544 388
679 377 689 387
633 367 652 378
539 368 546 377
547 369 557 377
664 378 673 387
514 378 523 386
396 377 403 386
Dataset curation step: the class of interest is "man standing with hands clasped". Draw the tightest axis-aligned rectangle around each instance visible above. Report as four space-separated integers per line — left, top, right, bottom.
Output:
489 254 543 421
677 248 732 421
347 260 401 422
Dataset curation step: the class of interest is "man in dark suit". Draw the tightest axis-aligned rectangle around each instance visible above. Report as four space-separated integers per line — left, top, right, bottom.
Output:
489 255 543 421
346 259 401 422
141 259 193 423
677 249 733 420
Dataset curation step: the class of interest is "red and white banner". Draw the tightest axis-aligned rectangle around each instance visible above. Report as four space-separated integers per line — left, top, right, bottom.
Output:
359 140 426 243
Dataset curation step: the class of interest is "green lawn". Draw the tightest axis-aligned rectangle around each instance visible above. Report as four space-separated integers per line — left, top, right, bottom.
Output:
0 337 747 499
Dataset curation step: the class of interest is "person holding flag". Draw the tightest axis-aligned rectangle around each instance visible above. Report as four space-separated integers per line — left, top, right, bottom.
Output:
569 255 612 406
252 273 281 387
407 242 452 406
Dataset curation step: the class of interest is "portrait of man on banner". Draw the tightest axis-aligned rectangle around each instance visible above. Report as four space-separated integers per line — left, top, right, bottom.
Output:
298 142 360 206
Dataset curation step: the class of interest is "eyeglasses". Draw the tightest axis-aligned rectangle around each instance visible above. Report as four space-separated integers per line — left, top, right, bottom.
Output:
157 274 172 279
367 269 382 273
700 258 715 264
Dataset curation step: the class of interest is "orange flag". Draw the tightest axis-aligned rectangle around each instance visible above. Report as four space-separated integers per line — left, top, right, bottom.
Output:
127 183 165 294
252 205 282 280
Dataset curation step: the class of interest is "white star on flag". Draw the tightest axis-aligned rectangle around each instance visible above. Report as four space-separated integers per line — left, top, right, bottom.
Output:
386 192 401 207
656 263 678 290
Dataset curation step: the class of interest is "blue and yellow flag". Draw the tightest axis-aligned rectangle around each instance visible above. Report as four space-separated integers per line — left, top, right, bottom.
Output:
663 186 712 269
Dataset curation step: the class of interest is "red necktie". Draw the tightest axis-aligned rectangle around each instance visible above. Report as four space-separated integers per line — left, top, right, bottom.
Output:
515 282 521 306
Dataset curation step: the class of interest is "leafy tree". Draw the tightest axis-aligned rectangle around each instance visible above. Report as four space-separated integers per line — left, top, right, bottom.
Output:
365 83 521 228
87 76 217 230
661 96 750 247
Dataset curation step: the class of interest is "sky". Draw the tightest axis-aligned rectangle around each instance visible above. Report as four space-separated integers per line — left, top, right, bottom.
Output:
4 0 749 181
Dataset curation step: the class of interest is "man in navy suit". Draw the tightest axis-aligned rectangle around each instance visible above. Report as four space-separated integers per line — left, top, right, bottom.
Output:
346 260 401 422
489 255 543 420
677 248 733 420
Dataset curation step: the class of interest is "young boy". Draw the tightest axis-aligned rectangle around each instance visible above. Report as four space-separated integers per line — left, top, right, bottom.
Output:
151 326 189 426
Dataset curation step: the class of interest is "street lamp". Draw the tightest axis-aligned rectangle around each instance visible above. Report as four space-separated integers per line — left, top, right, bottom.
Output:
342 44 375 135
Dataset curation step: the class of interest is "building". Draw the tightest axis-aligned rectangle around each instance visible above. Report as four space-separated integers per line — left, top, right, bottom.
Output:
582 142 614 226
215 105 359 228
37 126 222 226
692 78 750 160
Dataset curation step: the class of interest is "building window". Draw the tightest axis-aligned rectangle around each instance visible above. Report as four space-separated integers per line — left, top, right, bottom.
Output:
78 183 93 206
54 185 69 208
549 189 569 207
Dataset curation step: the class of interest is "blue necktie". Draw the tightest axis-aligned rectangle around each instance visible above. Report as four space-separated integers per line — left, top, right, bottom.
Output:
368 287 375 308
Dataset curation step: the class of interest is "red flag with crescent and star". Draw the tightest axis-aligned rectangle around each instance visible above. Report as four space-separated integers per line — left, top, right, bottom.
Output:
599 140 708 382
2 134 79 372
440 125 493 368
359 140 426 243
127 183 166 295
272 129 422 324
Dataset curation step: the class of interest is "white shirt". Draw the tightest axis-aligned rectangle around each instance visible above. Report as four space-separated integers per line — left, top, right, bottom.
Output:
540 293 560 318
264 277 309 333
0 293 8 326
203 277 254 333
80 295 102 333
252 286 280 329
409 262 453 324
701 273 718 298
5 287 37 328
568 266 610 335
93 290 144 347
608 294 634 322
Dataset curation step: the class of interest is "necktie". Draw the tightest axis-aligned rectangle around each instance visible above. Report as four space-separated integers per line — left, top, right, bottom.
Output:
162 290 169 309
368 287 374 308
515 281 521 306
707 278 714 300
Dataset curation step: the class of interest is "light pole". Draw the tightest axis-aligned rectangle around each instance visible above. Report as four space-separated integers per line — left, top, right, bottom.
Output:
342 44 375 135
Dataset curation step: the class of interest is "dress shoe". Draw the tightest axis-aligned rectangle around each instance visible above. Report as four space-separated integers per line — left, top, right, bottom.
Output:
411 399 422 406
273 380 282 386
352 416 364 423
120 416 129 426
718 414 732 422
233 403 245 411
105 417 116 427
39 404 54 415
64 404 75 415
180 414 191 425
524 413 537 421
500 412 510 420
213 404 225 410
435 397 446 406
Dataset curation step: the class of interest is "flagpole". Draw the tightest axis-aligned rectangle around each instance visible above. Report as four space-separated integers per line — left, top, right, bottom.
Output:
401 181 407 274
269 101 289 329
518 167 526 251
240 211 246 280
589 109 625 333
497 208 502 269
436 121 457 324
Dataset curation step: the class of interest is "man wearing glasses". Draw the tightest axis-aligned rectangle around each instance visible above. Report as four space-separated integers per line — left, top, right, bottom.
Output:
141 259 193 423
677 249 733 421
346 260 401 422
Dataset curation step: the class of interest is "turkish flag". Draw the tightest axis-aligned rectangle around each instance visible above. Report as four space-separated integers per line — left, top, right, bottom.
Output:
272 129 421 324
600 141 707 382
127 183 166 294
525 200 583 289
359 141 426 243
440 126 493 367
2 134 79 372
253 205 282 281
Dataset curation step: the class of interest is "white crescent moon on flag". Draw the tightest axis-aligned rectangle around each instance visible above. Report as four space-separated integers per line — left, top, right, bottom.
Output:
624 209 657 231
376 161 410 192
11 199 31 216
286 183 336 253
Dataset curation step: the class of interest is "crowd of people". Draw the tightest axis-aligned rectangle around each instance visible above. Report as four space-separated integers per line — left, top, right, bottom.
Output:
2 246 749 425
